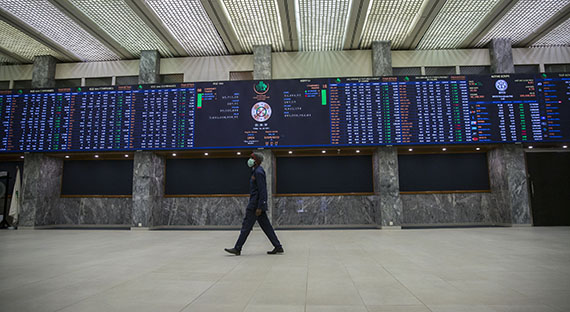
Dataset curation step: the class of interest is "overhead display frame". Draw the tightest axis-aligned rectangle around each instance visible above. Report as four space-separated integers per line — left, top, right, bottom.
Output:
0 73 568 153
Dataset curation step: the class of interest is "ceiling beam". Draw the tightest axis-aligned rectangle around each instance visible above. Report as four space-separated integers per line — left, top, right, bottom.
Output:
277 0 298 51
47 0 133 59
401 0 447 50
200 0 243 54
459 0 519 48
0 9 79 62
517 4 570 47
343 0 371 50
124 0 188 57
0 46 30 64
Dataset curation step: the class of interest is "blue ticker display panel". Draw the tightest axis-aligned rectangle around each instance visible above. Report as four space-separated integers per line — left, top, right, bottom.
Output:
0 73 568 153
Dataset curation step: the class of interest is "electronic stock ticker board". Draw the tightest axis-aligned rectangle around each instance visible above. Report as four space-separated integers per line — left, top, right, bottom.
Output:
0 73 568 153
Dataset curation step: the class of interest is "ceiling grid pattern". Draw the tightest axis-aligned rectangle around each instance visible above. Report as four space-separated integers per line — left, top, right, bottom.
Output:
0 19 69 62
476 0 570 47
0 0 568 65
220 0 285 53
297 0 352 51
69 0 173 58
417 0 502 49
360 0 426 49
0 0 119 61
144 0 228 56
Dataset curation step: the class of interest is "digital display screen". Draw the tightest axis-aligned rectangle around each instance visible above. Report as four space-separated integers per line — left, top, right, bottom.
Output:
0 73 568 153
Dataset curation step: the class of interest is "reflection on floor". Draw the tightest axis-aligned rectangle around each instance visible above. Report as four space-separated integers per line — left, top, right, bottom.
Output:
1 227 569 312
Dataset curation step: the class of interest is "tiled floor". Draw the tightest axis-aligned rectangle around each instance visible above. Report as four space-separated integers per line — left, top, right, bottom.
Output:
1 227 569 312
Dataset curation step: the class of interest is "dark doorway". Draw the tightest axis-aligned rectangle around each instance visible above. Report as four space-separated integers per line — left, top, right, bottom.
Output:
526 152 570 226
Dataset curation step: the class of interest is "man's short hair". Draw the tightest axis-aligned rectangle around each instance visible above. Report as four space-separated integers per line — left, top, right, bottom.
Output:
252 152 264 164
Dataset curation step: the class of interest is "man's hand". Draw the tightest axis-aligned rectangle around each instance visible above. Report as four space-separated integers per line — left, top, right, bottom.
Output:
255 209 262 216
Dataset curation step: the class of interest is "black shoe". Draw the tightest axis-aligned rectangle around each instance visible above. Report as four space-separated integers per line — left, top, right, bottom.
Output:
224 248 241 256
267 246 284 255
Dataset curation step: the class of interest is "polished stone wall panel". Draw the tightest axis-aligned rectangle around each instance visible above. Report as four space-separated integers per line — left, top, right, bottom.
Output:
372 41 392 76
373 147 402 226
274 196 378 226
402 193 499 225
20 154 63 226
156 197 249 226
32 55 56 88
139 50 160 84
253 45 271 80
132 151 164 227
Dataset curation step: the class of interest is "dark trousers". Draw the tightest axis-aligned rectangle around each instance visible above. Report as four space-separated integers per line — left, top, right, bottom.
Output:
235 209 281 250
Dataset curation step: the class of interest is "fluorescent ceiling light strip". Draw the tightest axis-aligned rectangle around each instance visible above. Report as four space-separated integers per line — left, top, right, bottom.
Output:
0 20 68 62
360 0 426 49
221 0 285 53
531 18 570 47
144 0 227 56
476 0 570 47
69 0 173 57
0 0 119 61
297 0 351 51
417 0 502 49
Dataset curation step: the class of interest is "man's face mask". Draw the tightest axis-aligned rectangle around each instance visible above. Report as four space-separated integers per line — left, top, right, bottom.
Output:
247 158 255 168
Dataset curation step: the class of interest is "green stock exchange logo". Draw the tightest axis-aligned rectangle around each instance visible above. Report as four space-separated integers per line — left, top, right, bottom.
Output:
254 81 269 94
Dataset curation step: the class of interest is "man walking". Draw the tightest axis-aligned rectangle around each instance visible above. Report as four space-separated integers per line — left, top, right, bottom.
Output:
225 152 283 256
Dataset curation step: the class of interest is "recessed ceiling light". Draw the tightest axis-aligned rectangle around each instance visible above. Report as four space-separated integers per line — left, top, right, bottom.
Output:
356 150 360 153
220 0 285 53
145 0 228 56
322 150 326 154
20 155 24 159
442 148 447 151
237 152 241 155
94 155 99 158
69 0 173 57
476 0 569 47
528 146 533 149
172 153 177 156
65 155 70 158
204 152 209 156
563 145 568 149
288 151 293 154
476 147 481 151
0 0 119 61
408 148 413 152
297 0 351 51
124 154 129 158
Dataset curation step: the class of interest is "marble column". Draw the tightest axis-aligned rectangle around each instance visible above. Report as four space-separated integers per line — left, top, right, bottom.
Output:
19 154 63 227
488 39 530 225
372 41 393 77
253 45 272 80
488 145 531 225
139 50 160 84
32 55 57 88
489 38 514 74
373 147 402 227
132 151 164 228
258 150 275 222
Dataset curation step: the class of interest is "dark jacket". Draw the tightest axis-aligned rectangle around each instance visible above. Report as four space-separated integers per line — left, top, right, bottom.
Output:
248 165 267 211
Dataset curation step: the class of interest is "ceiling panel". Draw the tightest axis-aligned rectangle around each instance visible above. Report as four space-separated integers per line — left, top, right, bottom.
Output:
0 0 119 61
531 18 570 47
360 0 426 49
144 0 228 56
417 0 502 49
296 0 351 51
476 0 570 47
69 0 173 58
220 0 284 53
0 19 70 63
0 54 13 65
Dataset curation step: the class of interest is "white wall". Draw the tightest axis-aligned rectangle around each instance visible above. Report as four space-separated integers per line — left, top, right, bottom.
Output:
1 47 569 84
